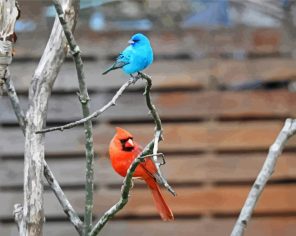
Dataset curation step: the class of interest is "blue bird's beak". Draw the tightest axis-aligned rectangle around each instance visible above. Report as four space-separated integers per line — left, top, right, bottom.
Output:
128 39 134 45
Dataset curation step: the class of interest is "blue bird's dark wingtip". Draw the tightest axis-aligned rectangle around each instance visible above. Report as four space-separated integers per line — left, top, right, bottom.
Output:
102 70 109 75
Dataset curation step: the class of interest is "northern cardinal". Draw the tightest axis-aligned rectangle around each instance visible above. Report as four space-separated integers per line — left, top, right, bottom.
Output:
109 127 174 221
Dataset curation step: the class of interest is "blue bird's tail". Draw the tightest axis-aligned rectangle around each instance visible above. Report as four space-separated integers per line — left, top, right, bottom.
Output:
102 60 127 75
102 66 114 75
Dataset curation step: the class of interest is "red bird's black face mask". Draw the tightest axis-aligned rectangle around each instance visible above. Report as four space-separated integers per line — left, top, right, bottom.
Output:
120 138 134 152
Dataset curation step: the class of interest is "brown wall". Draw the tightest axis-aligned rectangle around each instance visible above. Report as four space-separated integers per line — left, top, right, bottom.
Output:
1 2 296 236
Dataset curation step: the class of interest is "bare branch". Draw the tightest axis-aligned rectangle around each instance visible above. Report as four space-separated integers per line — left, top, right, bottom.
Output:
90 73 176 235
3 70 26 134
44 164 83 235
2 2 82 234
139 72 176 196
37 71 175 198
230 118 296 236
22 1 79 235
52 0 95 234
4 49 83 236
0 1 25 234
36 76 139 134
90 141 154 236
140 72 162 132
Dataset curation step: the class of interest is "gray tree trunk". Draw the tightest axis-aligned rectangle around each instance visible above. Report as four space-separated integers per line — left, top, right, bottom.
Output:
20 1 79 235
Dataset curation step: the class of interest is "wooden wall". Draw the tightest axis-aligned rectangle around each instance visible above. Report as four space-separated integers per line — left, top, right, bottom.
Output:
1 8 296 235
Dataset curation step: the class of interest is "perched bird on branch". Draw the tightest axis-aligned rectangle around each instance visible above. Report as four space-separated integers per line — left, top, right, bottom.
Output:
109 127 174 221
102 33 153 76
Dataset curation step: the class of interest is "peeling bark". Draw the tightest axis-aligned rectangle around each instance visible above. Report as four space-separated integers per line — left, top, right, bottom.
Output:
21 1 79 235
0 0 19 94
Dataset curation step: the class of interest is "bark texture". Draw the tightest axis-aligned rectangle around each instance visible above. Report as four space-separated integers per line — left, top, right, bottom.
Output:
21 1 79 235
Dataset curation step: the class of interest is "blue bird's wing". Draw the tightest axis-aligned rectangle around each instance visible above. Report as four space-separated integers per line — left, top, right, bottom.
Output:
114 53 130 68
102 52 131 75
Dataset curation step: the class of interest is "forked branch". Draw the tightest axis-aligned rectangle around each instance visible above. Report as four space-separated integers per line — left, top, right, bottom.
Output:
5 77 83 234
36 76 139 134
44 165 83 234
52 0 95 234
3 0 83 235
90 73 175 235
139 72 176 196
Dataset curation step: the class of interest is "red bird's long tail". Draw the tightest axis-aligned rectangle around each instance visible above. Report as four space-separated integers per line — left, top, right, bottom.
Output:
145 177 174 221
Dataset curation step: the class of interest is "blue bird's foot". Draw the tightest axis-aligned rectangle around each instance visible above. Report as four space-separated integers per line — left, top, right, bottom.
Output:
137 72 142 79
137 72 146 81
129 74 138 84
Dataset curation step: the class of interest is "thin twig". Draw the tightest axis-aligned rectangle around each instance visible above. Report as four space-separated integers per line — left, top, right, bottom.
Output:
3 69 26 134
230 118 296 236
9 83 25 232
36 76 139 134
3 25 84 236
44 164 83 235
90 141 154 236
139 72 176 196
141 152 165 160
140 72 162 131
52 1 95 234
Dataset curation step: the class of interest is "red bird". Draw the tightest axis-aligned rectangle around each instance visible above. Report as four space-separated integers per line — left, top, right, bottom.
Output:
109 127 174 221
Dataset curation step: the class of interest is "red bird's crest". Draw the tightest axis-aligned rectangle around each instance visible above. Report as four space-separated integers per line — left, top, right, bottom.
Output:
115 127 133 139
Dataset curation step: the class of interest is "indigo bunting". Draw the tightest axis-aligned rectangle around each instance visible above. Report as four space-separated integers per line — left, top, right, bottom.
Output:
102 33 153 76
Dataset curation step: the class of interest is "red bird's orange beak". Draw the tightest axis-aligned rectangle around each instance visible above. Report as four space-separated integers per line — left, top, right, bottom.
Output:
125 138 134 148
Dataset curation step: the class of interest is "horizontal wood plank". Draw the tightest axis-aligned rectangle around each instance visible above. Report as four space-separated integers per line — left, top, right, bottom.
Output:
214 58 296 86
2 217 296 236
0 127 85 156
7 58 296 92
1 90 296 124
1 121 295 156
1 185 296 218
14 27 282 58
76 29 250 57
93 121 296 153
1 154 296 187
0 158 103 187
8 60 206 92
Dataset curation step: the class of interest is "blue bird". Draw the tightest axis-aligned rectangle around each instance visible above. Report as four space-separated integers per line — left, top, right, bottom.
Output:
102 33 153 76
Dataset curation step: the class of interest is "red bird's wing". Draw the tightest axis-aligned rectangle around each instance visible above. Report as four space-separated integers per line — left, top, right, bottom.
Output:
130 143 158 179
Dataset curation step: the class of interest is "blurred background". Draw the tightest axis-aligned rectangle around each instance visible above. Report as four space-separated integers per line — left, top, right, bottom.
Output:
1 0 296 235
